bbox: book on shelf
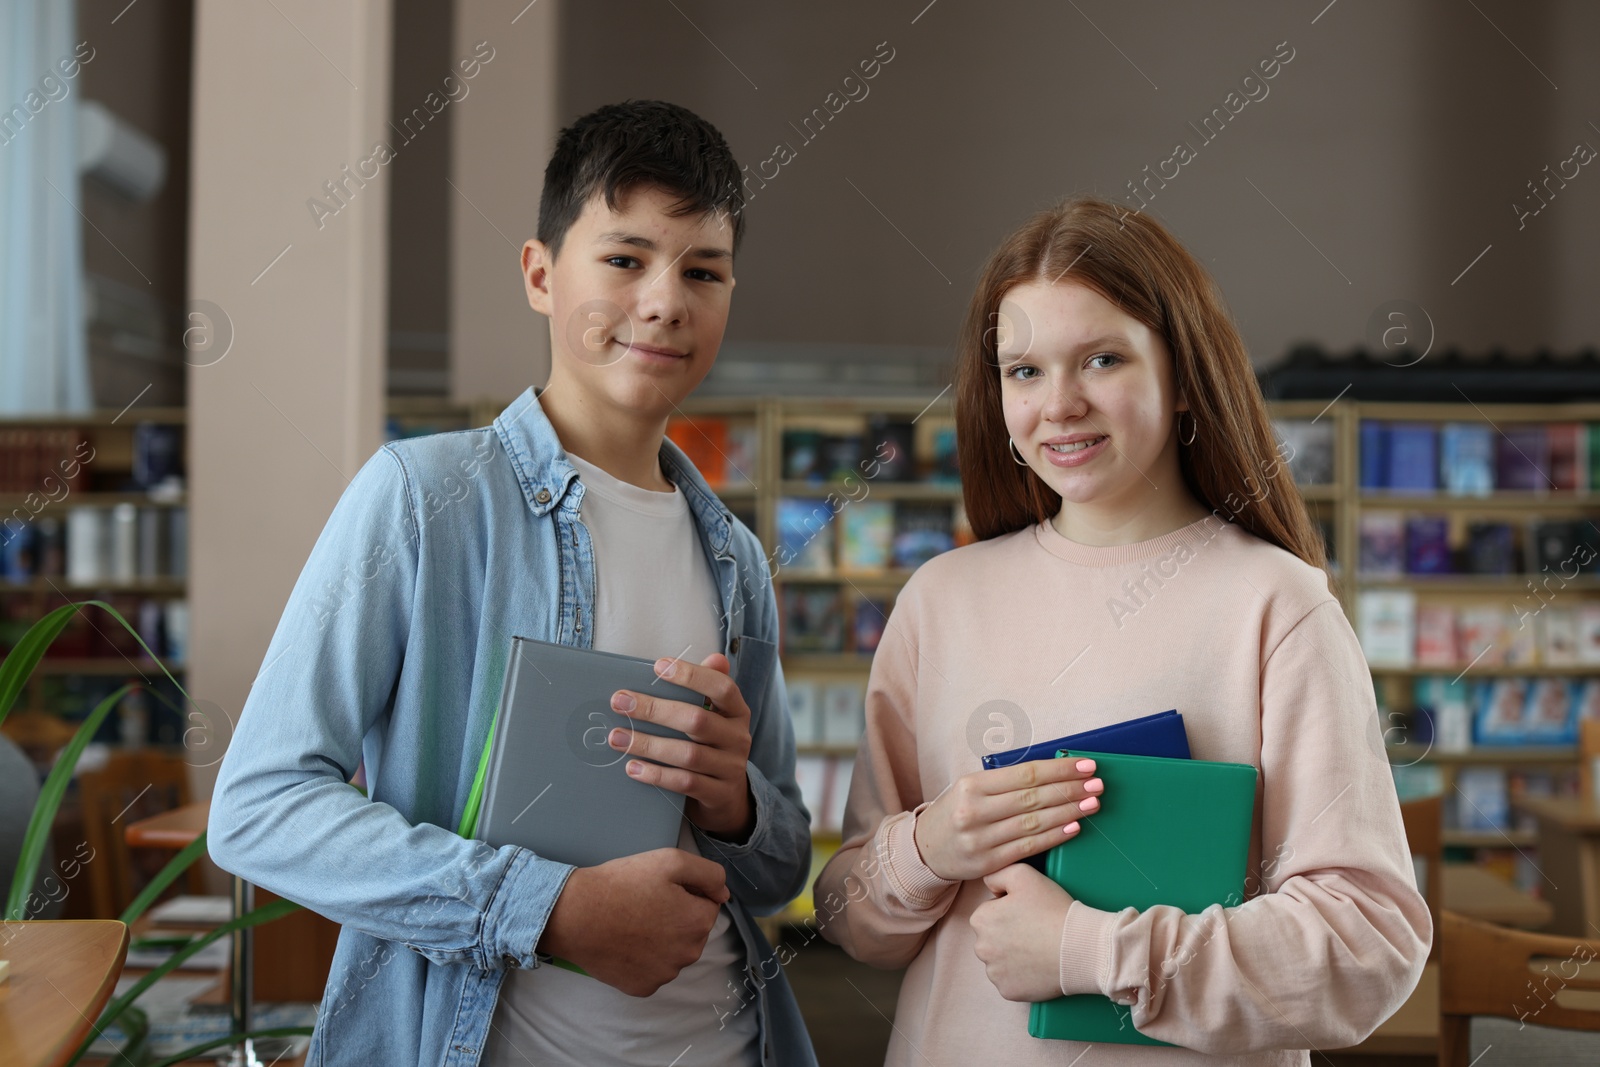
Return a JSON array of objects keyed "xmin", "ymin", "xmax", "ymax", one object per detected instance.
[
  {"xmin": 853, "ymin": 595, "xmax": 892, "ymax": 654},
  {"xmin": 820, "ymin": 680, "xmax": 866, "ymax": 746},
  {"xmin": 1457, "ymin": 604, "xmax": 1506, "ymax": 666},
  {"xmin": 1497, "ymin": 425, "xmax": 1549, "ymax": 491},
  {"xmin": 1359, "ymin": 513, "xmax": 1404, "ymax": 576},
  {"xmin": 1465, "ymin": 521, "xmax": 1517, "ymax": 574},
  {"xmin": 865, "ymin": 415, "xmax": 917, "ymax": 481},
  {"xmin": 787, "ymin": 678, "xmax": 820, "ymax": 746},
  {"xmin": 1454, "ymin": 766, "xmax": 1510, "ymax": 830},
  {"xmin": 1412, "ymin": 675, "xmax": 1472, "ymax": 752},
  {"xmin": 1578, "ymin": 605, "xmax": 1600, "ymax": 664},
  {"xmin": 838, "ymin": 500, "xmax": 894, "ymax": 574},
  {"xmin": 826, "ymin": 760, "xmax": 854, "ymax": 833},
  {"xmin": 793, "ymin": 754, "xmax": 830, "ymax": 831},
  {"xmin": 1387, "ymin": 422, "xmax": 1438, "ymax": 492},
  {"xmin": 929, "ymin": 426, "xmax": 959, "ymax": 482},
  {"xmin": 667, "ymin": 417, "xmax": 760, "ymax": 490},
  {"xmin": 1272, "ymin": 419, "xmax": 1334, "ymax": 485},
  {"xmin": 1357, "ymin": 589, "xmax": 1416, "ymax": 667},
  {"xmin": 779, "ymin": 585, "xmax": 846, "ymax": 654},
  {"xmin": 792, "ymin": 754, "xmax": 857, "ymax": 834},
  {"xmin": 1547, "ymin": 423, "xmax": 1587, "ymax": 491},
  {"xmin": 1404, "ymin": 515, "xmax": 1452, "ymax": 574},
  {"xmin": 0, "ymin": 427, "xmax": 93, "ymax": 494},
  {"xmin": 1540, "ymin": 607, "xmax": 1580, "ymax": 665},
  {"xmin": 1529, "ymin": 518, "xmax": 1599, "ymax": 575},
  {"xmin": 1468, "ymin": 676, "xmax": 1587, "ymax": 747},
  {"xmin": 1440, "ymin": 422, "xmax": 1495, "ymax": 496},
  {"xmin": 1359, "ymin": 420, "xmax": 1388, "ymax": 490},
  {"xmin": 1414, "ymin": 603, "xmax": 1458, "ymax": 667},
  {"xmin": 777, "ymin": 498, "xmax": 836, "ymax": 573},
  {"xmin": 2, "ymin": 506, "xmax": 187, "ymax": 585},
  {"xmin": 891, "ymin": 501, "xmax": 955, "ymax": 569}
]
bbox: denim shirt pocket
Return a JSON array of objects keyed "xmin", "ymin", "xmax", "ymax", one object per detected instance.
[{"xmin": 731, "ymin": 634, "xmax": 777, "ymax": 722}]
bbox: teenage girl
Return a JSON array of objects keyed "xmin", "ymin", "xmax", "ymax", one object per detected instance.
[{"xmin": 814, "ymin": 196, "xmax": 1431, "ymax": 1065}]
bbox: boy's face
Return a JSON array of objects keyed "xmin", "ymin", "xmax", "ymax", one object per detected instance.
[{"xmin": 521, "ymin": 184, "xmax": 736, "ymax": 419}]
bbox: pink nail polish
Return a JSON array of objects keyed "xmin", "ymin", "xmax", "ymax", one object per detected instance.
[
  {"xmin": 1075, "ymin": 759, "xmax": 1095, "ymax": 773},
  {"xmin": 1063, "ymin": 821, "xmax": 1081, "ymax": 834}
]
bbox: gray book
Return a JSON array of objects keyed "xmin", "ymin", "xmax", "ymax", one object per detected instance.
[{"xmin": 475, "ymin": 636, "xmax": 701, "ymax": 868}]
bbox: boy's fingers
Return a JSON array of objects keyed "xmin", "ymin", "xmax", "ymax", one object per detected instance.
[
  {"xmin": 648, "ymin": 655, "xmax": 748, "ymax": 719},
  {"xmin": 670, "ymin": 851, "xmax": 730, "ymax": 903},
  {"xmin": 614, "ymin": 692, "xmax": 729, "ymax": 740}
]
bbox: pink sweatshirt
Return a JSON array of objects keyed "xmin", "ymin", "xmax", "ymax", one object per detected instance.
[{"xmin": 814, "ymin": 514, "xmax": 1432, "ymax": 1065}]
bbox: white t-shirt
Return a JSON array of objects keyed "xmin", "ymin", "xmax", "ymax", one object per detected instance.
[{"xmin": 483, "ymin": 450, "xmax": 759, "ymax": 1066}]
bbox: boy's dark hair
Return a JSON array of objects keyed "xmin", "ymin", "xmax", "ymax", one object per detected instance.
[{"xmin": 537, "ymin": 100, "xmax": 745, "ymax": 259}]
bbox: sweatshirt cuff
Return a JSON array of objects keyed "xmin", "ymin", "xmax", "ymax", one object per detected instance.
[
  {"xmin": 1059, "ymin": 899, "xmax": 1116, "ymax": 996},
  {"xmin": 881, "ymin": 804, "xmax": 960, "ymax": 908}
]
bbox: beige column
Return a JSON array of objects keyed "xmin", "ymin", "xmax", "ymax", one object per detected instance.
[
  {"xmin": 186, "ymin": 0, "xmax": 391, "ymax": 816},
  {"xmin": 449, "ymin": 0, "xmax": 561, "ymax": 405}
]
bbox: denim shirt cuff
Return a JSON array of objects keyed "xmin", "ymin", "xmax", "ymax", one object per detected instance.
[
  {"xmin": 690, "ymin": 760, "xmax": 782, "ymax": 858},
  {"xmin": 482, "ymin": 847, "xmax": 577, "ymax": 971}
]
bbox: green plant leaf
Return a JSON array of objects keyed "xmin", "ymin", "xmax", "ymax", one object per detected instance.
[
  {"xmin": 141, "ymin": 1026, "xmax": 316, "ymax": 1067},
  {"xmin": 6, "ymin": 683, "xmax": 131, "ymax": 920},
  {"xmin": 101, "ymin": 1003, "xmax": 149, "ymax": 1066},
  {"xmin": 4, "ymin": 597, "xmax": 198, "ymax": 920},
  {"xmin": 118, "ymin": 834, "xmax": 209, "ymax": 926},
  {"xmin": 0, "ymin": 601, "xmax": 81, "ymax": 728},
  {"xmin": 69, "ymin": 897, "xmax": 303, "ymax": 1065}
]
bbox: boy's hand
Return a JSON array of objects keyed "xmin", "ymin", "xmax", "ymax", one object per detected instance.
[
  {"xmin": 538, "ymin": 848, "xmax": 729, "ymax": 997},
  {"xmin": 971, "ymin": 863, "xmax": 1077, "ymax": 1002},
  {"xmin": 913, "ymin": 757, "xmax": 1102, "ymax": 881},
  {"xmin": 608, "ymin": 652, "xmax": 755, "ymax": 838}
]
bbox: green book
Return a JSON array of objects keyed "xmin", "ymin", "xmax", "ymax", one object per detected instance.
[{"xmin": 1028, "ymin": 749, "xmax": 1259, "ymax": 1046}]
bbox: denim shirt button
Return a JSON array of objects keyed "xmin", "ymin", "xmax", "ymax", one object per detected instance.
[
  {"xmin": 535, "ymin": 488, "xmax": 551, "ymax": 504},
  {"xmin": 730, "ymin": 636, "xmax": 741, "ymax": 654}
]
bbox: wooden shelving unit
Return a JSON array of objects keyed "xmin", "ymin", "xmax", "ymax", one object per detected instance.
[
  {"xmin": 0, "ymin": 408, "xmax": 189, "ymax": 752},
  {"xmin": 386, "ymin": 394, "xmax": 1598, "ymax": 889}
]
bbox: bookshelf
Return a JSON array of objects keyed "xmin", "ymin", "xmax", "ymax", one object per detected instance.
[
  {"xmin": 381, "ymin": 395, "xmax": 1600, "ymax": 912},
  {"xmin": 1341, "ymin": 401, "xmax": 1600, "ymax": 895},
  {"xmin": 0, "ymin": 409, "xmax": 189, "ymax": 755}
]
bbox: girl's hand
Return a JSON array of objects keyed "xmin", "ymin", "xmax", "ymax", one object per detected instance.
[
  {"xmin": 971, "ymin": 864, "xmax": 1077, "ymax": 1002},
  {"xmin": 913, "ymin": 757, "xmax": 1103, "ymax": 881}
]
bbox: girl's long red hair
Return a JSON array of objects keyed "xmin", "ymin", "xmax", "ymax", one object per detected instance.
[{"xmin": 952, "ymin": 195, "xmax": 1334, "ymax": 594}]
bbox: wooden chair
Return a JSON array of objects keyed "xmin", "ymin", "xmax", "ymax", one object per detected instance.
[
  {"xmin": 1438, "ymin": 909, "xmax": 1600, "ymax": 1065},
  {"xmin": 1400, "ymin": 795, "xmax": 1442, "ymax": 962},
  {"xmin": 1580, "ymin": 718, "xmax": 1600, "ymax": 803},
  {"xmin": 78, "ymin": 749, "xmax": 206, "ymax": 917}
]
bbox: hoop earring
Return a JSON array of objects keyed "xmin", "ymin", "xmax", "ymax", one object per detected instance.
[
  {"xmin": 1179, "ymin": 411, "xmax": 1197, "ymax": 446},
  {"xmin": 1008, "ymin": 437, "xmax": 1029, "ymax": 466}
]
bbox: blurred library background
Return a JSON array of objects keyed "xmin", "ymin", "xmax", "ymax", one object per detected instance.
[{"xmin": 4, "ymin": 1, "xmax": 1600, "ymax": 1065}]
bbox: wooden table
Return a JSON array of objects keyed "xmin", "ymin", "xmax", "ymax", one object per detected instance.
[
  {"xmin": 125, "ymin": 798, "xmax": 210, "ymax": 850},
  {"xmin": 1510, "ymin": 795, "xmax": 1600, "ymax": 937},
  {"xmin": 0, "ymin": 920, "xmax": 128, "ymax": 1067},
  {"xmin": 1442, "ymin": 863, "xmax": 1553, "ymax": 929}
]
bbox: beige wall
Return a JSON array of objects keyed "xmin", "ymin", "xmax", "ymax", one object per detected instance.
[
  {"xmin": 538, "ymin": 0, "xmax": 1594, "ymax": 365},
  {"xmin": 447, "ymin": 0, "xmax": 560, "ymax": 402},
  {"xmin": 186, "ymin": 0, "xmax": 391, "ymax": 811}
]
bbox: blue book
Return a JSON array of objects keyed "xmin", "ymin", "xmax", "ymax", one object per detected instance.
[
  {"xmin": 980, "ymin": 709, "xmax": 1191, "ymax": 873},
  {"xmin": 1387, "ymin": 422, "xmax": 1438, "ymax": 492},
  {"xmin": 1441, "ymin": 422, "xmax": 1494, "ymax": 495},
  {"xmin": 980, "ymin": 709, "xmax": 1190, "ymax": 770},
  {"xmin": 1360, "ymin": 420, "xmax": 1388, "ymax": 489}
]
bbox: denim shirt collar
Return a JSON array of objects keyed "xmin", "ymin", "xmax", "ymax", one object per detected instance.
[{"xmin": 493, "ymin": 385, "xmax": 733, "ymax": 556}]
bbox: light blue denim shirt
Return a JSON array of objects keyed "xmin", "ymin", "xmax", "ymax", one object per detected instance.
[{"xmin": 208, "ymin": 387, "xmax": 818, "ymax": 1067}]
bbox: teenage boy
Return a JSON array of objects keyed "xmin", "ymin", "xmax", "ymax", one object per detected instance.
[{"xmin": 209, "ymin": 100, "xmax": 816, "ymax": 1067}]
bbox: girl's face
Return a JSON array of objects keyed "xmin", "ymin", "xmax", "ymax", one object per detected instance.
[{"xmin": 995, "ymin": 279, "xmax": 1190, "ymax": 533}]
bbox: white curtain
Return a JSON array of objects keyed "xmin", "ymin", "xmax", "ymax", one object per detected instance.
[{"xmin": 0, "ymin": 0, "xmax": 91, "ymax": 415}]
